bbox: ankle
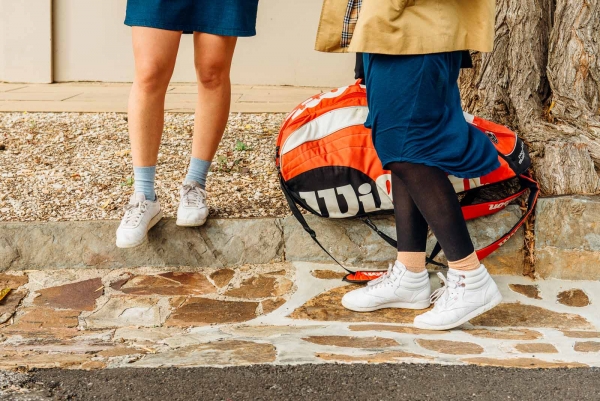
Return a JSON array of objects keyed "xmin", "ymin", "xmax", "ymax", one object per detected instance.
[
  {"xmin": 448, "ymin": 252, "xmax": 481, "ymax": 271},
  {"xmin": 133, "ymin": 165, "xmax": 157, "ymax": 201},
  {"xmin": 185, "ymin": 157, "xmax": 211, "ymax": 189},
  {"xmin": 397, "ymin": 252, "xmax": 427, "ymax": 273}
]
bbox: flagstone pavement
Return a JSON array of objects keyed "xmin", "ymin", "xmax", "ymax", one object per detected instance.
[{"xmin": 0, "ymin": 262, "xmax": 598, "ymax": 371}]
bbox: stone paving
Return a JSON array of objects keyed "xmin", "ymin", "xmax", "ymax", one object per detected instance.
[{"xmin": 0, "ymin": 262, "xmax": 598, "ymax": 371}]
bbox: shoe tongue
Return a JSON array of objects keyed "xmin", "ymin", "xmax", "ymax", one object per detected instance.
[
  {"xmin": 131, "ymin": 192, "xmax": 146, "ymax": 203},
  {"xmin": 183, "ymin": 180, "xmax": 201, "ymax": 188}
]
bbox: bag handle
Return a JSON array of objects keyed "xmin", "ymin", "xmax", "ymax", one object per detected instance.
[
  {"xmin": 475, "ymin": 173, "xmax": 539, "ymax": 260},
  {"xmin": 412, "ymin": 174, "xmax": 539, "ymax": 266}
]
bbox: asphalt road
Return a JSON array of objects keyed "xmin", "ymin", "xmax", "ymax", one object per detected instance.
[{"xmin": 3, "ymin": 364, "xmax": 600, "ymax": 401}]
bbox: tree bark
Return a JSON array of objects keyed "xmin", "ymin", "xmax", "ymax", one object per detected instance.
[
  {"xmin": 547, "ymin": 0, "xmax": 600, "ymax": 166},
  {"xmin": 457, "ymin": 0, "xmax": 600, "ymax": 276},
  {"xmin": 459, "ymin": 0, "xmax": 553, "ymax": 129},
  {"xmin": 548, "ymin": 0, "xmax": 600, "ymax": 124},
  {"xmin": 535, "ymin": 142, "xmax": 600, "ymax": 195},
  {"xmin": 460, "ymin": 0, "xmax": 600, "ymax": 171}
]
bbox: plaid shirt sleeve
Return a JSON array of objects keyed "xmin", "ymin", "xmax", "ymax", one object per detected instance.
[{"xmin": 341, "ymin": 0, "xmax": 362, "ymax": 48}]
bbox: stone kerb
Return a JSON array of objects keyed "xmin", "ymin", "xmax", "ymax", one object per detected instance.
[
  {"xmin": 535, "ymin": 196, "xmax": 600, "ymax": 280},
  {"xmin": 0, "ymin": 218, "xmax": 284, "ymax": 271},
  {"xmin": 2, "ymin": 197, "xmax": 599, "ymax": 278},
  {"xmin": 1, "ymin": 205, "xmax": 527, "ymax": 275}
]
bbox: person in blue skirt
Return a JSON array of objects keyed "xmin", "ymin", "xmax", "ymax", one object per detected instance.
[
  {"xmin": 116, "ymin": 0, "xmax": 260, "ymax": 248},
  {"xmin": 317, "ymin": 0, "xmax": 504, "ymax": 330}
]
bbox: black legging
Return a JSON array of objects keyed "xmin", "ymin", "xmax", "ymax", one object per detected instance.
[{"xmin": 388, "ymin": 162, "xmax": 474, "ymax": 262}]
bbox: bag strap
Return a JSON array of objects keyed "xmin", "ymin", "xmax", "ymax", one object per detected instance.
[
  {"xmin": 279, "ymin": 176, "xmax": 355, "ymax": 274},
  {"xmin": 475, "ymin": 173, "xmax": 539, "ymax": 260},
  {"xmin": 428, "ymin": 174, "xmax": 539, "ymax": 264},
  {"xmin": 429, "ymin": 242, "xmax": 443, "ymax": 262}
]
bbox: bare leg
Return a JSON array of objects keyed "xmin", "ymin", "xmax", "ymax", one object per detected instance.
[
  {"xmin": 128, "ymin": 27, "xmax": 182, "ymax": 167},
  {"xmin": 191, "ymin": 33, "xmax": 238, "ymax": 161},
  {"xmin": 117, "ymin": 27, "xmax": 181, "ymax": 248}
]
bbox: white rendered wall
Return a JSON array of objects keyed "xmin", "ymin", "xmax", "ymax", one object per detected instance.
[
  {"xmin": 51, "ymin": 0, "xmax": 355, "ymax": 87},
  {"xmin": 0, "ymin": 0, "xmax": 53, "ymax": 83}
]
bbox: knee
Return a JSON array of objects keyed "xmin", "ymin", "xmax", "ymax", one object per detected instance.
[
  {"xmin": 135, "ymin": 63, "xmax": 171, "ymax": 94},
  {"xmin": 196, "ymin": 61, "xmax": 229, "ymax": 90}
]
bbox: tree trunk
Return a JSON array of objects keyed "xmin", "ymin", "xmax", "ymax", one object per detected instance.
[
  {"xmin": 547, "ymin": 0, "xmax": 600, "ymax": 166},
  {"xmin": 460, "ymin": 0, "xmax": 600, "ymax": 175},
  {"xmin": 459, "ymin": 0, "xmax": 553, "ymax": 129},
  {"xmin": 548, "ymin": 0, "xmax": 600, "ymax": 125}
]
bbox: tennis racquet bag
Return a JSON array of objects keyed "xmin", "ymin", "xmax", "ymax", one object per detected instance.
[{"xmin": 276, "ymin": 81, "xmax": 539, "ymax": 283}]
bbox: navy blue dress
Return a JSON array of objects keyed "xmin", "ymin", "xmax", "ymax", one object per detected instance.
[
  {"xmin": 363, "ymin": 51, "xmax": 500, "ymax": 179},
  {"xmin": 125, "ymin": 0, "xmax": 259, "ymax": 37}
]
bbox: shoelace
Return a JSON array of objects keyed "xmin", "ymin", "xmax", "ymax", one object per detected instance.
[
  {"xmin": 366, "ymin": 263, "xmax": 400, "ymax": 290},
  {"xmin": 182, "ymin": 184, "xmax": 207, "ymax": 208},
  {"xmin": 122, "ymin": 201, "xmax": 148, "ymax": 227},
  {"xmin": 429, "ymin": 271, "xmax": 465, "ymax": 308}
]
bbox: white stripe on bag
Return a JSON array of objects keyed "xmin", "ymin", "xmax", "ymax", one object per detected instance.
[{"xmin": 280, "ymin": 106, "xmax": 369, "ymax": 158}]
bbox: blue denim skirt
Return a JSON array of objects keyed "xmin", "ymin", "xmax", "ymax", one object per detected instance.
[
  {"xmin": 125, "ymin": 0, "xmax": 259, "ymax": 37},
  {"xmin": 363, "ymin": 51, "xmax": 500, "ymax": 179}
]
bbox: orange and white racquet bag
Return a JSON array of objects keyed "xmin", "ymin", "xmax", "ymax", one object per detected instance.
[{"xmin": 276, "ymin": 81, "xmax": 539, "ymax": 283}]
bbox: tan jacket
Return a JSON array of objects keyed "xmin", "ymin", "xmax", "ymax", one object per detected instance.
[{"xmin": 315, "ymin": 0, "xmax": 495, "ymax": 55}]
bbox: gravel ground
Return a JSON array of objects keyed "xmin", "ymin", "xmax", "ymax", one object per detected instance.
[
  {"xmin": 0, "ymin": 371, "xmax": 45, "ymax": 401},
  {"xmin": 0, "ymin": 112, "xmax": 288, "ymax": 222},
  {"xmin": 4, "ymin": 365, "xmax": 600, "ymax": 401}
]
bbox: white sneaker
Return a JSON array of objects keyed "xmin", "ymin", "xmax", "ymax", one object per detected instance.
[
  {"xmin": 176, "ymin": 181, "xmax": 209, "ymax": 227},
  {"xmin": 413, "ymin": 265, "xmax": 503, "ymax": 331},
  {"xmin": 115, "ymin": 193, "xmax": 163, "ymax": 249},
  {"xmin": 341, "ymin": 261, "xmax": 431, "ymax": 312},
  {"xmin": 177, "ymin": 181, "xmax": 208, "ymax": 227}
]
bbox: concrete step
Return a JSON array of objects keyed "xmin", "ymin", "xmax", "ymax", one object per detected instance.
[{"xmin": 0, "ymin": 262, "xmax": 598, "ymax": 370}]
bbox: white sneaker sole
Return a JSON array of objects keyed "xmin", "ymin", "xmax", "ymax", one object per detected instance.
[
  {"xmin": 116, "ymin": 210, "xmax": 163, "ymax": 249},
  {"xmin": 342, "ymin": 299, "xmax": 432, "ymax": 312},
  {"xmin": 176, "ymin": 215, "xmax": 208, "ymax": 227},
  {"xmin": 413, "ymin": 292, "xmax": 503, "ymax": 331}
]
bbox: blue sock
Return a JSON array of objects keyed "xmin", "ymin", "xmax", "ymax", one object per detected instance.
[
  {"xmin": 185, "ymin": 157, "xmax": 212, "ymax": 189},
  {"xmin": 133, "ymin": 166, "xmax": 156, "ymax": 201}
]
